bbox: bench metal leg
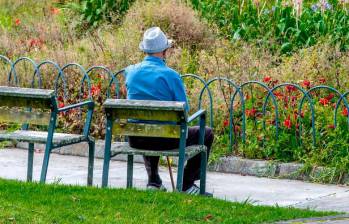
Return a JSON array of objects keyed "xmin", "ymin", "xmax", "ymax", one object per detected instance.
[
  {"xmin": 102, "ymin": 142, "xmax": 111, "ymax": 188},
  {"xmin": 102, "ymin": 118, "xmax": 113, "ymax": 188},
  {"xmin": 176, "ymin": 157, "xmax": 185, "ymax": 192},
  {"xmin": 40, "ymin": 145, "xmax": 51, "ymax": 183},
  {"xmin": 176, "ymin": 125, "xmax": 187, "ymax": 192},
  {"xmin": 87, "ymin": 140, "xmax": 95, "ymax": 186},
  {"xmin": 40, "ymin": 111, "xmax": 57, "ymax": 184},
  {"xmin": 27, "ymin": 143, "xmax": 34, "ymax": 182},
  {"xmin": 127, "ymin": 155, "xmax": 133, "ymax": 188},
  {"xmin": 199, "ymin": 150, "xmax": 207, "ymax": 195}
]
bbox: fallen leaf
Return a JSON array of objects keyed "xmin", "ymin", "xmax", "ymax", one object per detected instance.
[{"xmin": 204, "ymin": 214, "xmax": 213, "ymax": 221}]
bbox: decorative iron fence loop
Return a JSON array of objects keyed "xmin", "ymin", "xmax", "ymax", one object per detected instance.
[
  {"xmin": 11, "ymin": 57, "xmax": 41, "ymax": 88},
  {"xmin": 37, "ymin": 60, "xmax": 68, "ymax": 100},
  {"xmin": 181, "ymin": 74, "xmax": 214, "ymax": 128},
  {"xmin": 239, "ymin": 81, "xmax": 279, "ymax": 144},
  {"xmin": 199, "ymin": 77, "xmax": 246, "ymax": 152},
  {"xmin": 334, "ymin": 91, "xmax": 349, "ymax": 129},
  {"xmin": 0, "ymin": 55, "xmax": 12, "ymax": 86},
  {"xmin": 86, "ymin": 65, "xmax": 115, "ymax": 99},
  {"xmin": 61, "ymin": 63, "xmax": 91, "ymax": 101},
  {"xmin": 109, "ymin": 69, "xmax": 123, "ymax": 99}
]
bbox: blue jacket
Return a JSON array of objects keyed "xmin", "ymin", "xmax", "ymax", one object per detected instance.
[{"xmin": 125, "ymin": 56, "xmax": 189, "ymax": 111}]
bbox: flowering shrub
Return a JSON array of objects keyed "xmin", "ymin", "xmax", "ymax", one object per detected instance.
[
  {"xmin": 191, "ymin": 0, "xmax": 349, "ymax": 53},
  {"xmin": 206, "ymin": 75, "xmax": 349, "ymax": 182}
]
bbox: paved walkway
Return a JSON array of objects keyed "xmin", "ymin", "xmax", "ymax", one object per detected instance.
[{"xmin": 1, "ymin": 148, "xmax": 349, "ymax": 221}]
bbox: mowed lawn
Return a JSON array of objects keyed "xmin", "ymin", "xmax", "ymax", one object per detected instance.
[{"xmin": 0, "ymin": 179, "xmax": 335, "ymax": 224}]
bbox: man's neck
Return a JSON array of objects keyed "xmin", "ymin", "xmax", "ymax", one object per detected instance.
[{"xmin": 148, "ymin": 52, "xmax": 165, "ymax": 59}]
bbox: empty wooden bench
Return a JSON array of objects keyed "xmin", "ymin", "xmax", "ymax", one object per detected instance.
[
  {"xmin": 101, "ymin": 99, "xmax": 207, "ymax": 194},
  {"xmin": 0, "ymin": 86, "xmax": 95, "ymax": 185}
]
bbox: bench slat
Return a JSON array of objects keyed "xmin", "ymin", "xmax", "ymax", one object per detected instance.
[
  {"xmin": 0, "ymin": 108, "xmax": 51, "ymax": 126},
  {"xmin": 110, "ymin": 142, "xmax": 206, "ymax": 158},
  {"xmin": 104, "ymin": 99, "xmax": 185, "ymax": 111},
  {"xmin": 109, "ymin": 109, "xmax": 183, "ymax": 122},
  {"xmin": 113, "ymin": 122, "xmax": 181, "ymax": 138},
  {"xmin": 0, "ymin": 96, "xmax": 53, "ymax": 109},
  {"xmin": 0, "ymin": 130, "xmax": 87, "ymax": 147},
  {"xmin": 0, "ymin": 86, "xmax": 55, "ymax": 99},
  {"xmin": 0, "ymin": 86, "xmax": 54, "ymax": 109}
]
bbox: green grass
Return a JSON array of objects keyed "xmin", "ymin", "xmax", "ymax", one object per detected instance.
[{"xmin": 0, "ymin": 179, "xmax": 336, "ymax": 224}]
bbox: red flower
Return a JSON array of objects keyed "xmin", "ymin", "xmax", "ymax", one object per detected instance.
[
  {"xmin": 223, "ymin": 119, "xmax": 229, "ymax": 127},
  {"xmin": 91, "ymin": 83, "xmax": 101, "ymax": 97},
  {"xmin": 302, "ymin": 80, "xmax": 311, "ymax": 88},
  {"xmin": 328, "ymin": 124, "xmax": 336, "ymax": 129},
  {"xmin": 245, "ymin": 108, "xmax": 257, "ymax": 117},
  {"xmin": 263, "ymin": 76, "xmax": 271, "ymax": 83},
  {"xmin": 319, "ymin": 98, "xmax": 329, "ymax": 106},
  {"xmin": 319, "ymin": 78, "xmax": 326, "ymax": 84},
  {"xmin": 28, "ymin": 38, "xmax": 44, "ymax": 49},
  {"xmin": 50, "ymin": 7, "xmax": 60, "ymax": 15},
  {"xmin": 57, "ymin": 96, "xmax": 64, "ymax": 102},
  {"xmin": 342, "ymin": 107, "xmax": 349, "ymax": 116},
  {"xmin": 273, "ymin": 91, "xmax": 283, "ymax": 99},
  {"xmin": 325, "ymin": 93, "xmax": 335, "ymax": 101},
  {"xmin": 58, "ymin": 102, "xmax": 65, "ymax": 108},
  {"xmin": 14, "ymin": 18, "xmax": 21, "ymax": 26},
  {"xmin": 272, "ymin": 80, "xmax": 279, "ymax": 84},
  {"xmin": 284, "ymin": 117, "xmax": 292, "ymax": 129},
  {"xmin": 286, "ymin": 85, "xmax": 296, "ymax": 92}
]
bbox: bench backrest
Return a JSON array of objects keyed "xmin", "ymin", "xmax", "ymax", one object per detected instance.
[
  {"xmin": 0, "ymin": 86, "xmax": 56, "ymax": 126},
  {"xmin": 103, "ymin": 99, "xmax": 187, "ymax": 138}
]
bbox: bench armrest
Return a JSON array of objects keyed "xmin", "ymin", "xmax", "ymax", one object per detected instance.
[
  {"xmin": 186, "ymin": 109, "xmax": 206, "ymax": 146},
  {"xmin": 187, "ymin": 109, "xmax": 206, "ymax": 123},
  {"xmin": 57, "ymin": 100, "xmax": 94, "ymax": 113},
  {"xmin": 57, "ymin": 100, "xmax": 95, "ymax": 138}
]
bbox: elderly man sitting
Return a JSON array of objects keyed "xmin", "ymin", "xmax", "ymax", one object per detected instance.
[{"xmin": 124, "ymin": 27, "xmax": 214, "ymax": 195}]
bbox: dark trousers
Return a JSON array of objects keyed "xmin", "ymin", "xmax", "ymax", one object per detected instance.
[{"xmin": 128, "ymin": 126, "xmax": 214, "ymax": 191}]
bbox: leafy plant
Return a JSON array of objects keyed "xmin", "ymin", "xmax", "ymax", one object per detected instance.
[
  {"xmin": 190, "ymin": 0, "xmax": 349, "ymax": 54},
  {"xmin": 66, "ymin": 0, "xmax": 135, "ymax": 29}
]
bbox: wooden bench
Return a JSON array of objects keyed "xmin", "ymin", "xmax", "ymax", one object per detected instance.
[
  {"xmin": 101, "ymin": 99, "xmax": 207, "ymax": 194},
  {"xmin": 0, "ymin": 86, "xmax": 95, "ymax": 185}
]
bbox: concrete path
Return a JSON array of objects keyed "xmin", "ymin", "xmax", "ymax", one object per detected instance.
[{"xmin": 1, "ymin": 148, "xmax": 349, "ymax": 216}]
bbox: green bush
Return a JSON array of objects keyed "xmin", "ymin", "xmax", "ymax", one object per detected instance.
[
  {"xmin": 67, "ymin": 0, "xmax": 135, "ymax": 29},
  {"xmin": 190, "ymin": 0, "xmax": 349, "ymax": 54}
]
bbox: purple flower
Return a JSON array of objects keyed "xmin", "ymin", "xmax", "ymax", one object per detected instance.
[
  {"xmin": 311, "ymin": 4, "xmax": 319, "ymax": 11},
  {"xmin": 319, "ymin": 0, "xmax": 332, "ymax": 11},
  {"xmin": 325, "ymin": 2, "xmax": 332, "ymax": 10},
  {"xmin": 272, "ymin": 6, "xmax": 276, "ymax": 12}
]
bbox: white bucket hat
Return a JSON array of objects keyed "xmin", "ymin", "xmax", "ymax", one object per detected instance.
[{"xmin": 139, "ymin": 27, "xmax": 173, "ymax": 53}]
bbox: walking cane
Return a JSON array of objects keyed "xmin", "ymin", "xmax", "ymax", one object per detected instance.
[{"xmin": 166, "ymin": 156, "xmax": 175, "ymax": 191}]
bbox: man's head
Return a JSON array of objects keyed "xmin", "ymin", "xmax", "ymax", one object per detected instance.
[{"xmin": 139, "ymin": 27, "xmax": 173, "ymax": 59}]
